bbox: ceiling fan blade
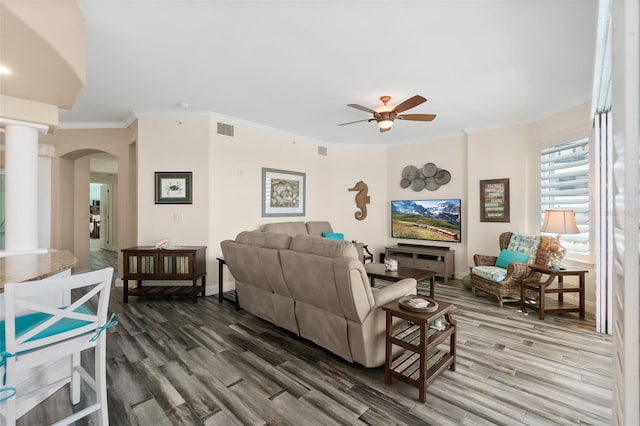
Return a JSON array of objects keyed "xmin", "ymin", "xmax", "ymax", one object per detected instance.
[
  {"xmin": 379, "ymin": 127, "xmax": 391, "ymax": 133},
  {"xmin": 398, "ymin": 113, "xmax": 437, "ymax": 121},
  {"xmin": 338, "ymin": 118, "xmax": 373, "ymax": 126},
  {"xmin": 347, "ymin": 104, "xmax": 375, "ymax": 113},
  {"xmin": 393, "ymin": 95, "xmax": 427, "ymax": 113}
]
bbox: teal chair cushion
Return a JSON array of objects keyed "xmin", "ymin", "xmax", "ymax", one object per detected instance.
[{"xmin": 0, "ymin": 306, "xmax": 94, "ymax": 352}]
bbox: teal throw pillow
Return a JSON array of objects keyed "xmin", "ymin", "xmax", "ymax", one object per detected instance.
[
  {"xmin": 495, "ymin": 249, "xmax": 530, "ymax": 268},
  {"xmin": 322, "ymin": 232, "xmax": 344, "ymax": 240}
]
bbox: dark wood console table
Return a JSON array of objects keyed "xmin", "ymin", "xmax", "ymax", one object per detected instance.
[{"xmin": 121, "ymin": 246, "xmax": 207, "ymax": 303}]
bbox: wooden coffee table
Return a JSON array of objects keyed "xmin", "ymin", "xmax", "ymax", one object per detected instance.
[{"xmin": 365, "ymin": 263, "xmax": 437, "ymax": 297}]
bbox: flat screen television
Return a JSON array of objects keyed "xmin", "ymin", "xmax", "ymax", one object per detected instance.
[{"xmin": 391, "ymin": 199, "xmax": 462, "ymax": 243}]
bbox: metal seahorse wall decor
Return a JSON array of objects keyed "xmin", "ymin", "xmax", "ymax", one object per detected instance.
[{"xmin": 348, "ymin": 181, "xmax": 370, "ymax": 221}]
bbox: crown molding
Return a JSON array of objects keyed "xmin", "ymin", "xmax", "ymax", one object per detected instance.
[{"xmin": 58, "ymin": 121, "xmax": 128, "ymax": 130}]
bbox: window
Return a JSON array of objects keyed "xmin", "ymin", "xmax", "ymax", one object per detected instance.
[{"xmin": 540, "ymin": 138, "xmax": 590, "ymax": 256}]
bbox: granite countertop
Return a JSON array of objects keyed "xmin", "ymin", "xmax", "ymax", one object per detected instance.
[{"xmin": 0, "ymin": 250, "xmax": 78, "ymax": 292}]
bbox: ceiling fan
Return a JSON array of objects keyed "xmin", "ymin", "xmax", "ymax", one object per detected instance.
[{"xmin": 339, "ymin": 95, "xmax": 436, "ymax": 133}]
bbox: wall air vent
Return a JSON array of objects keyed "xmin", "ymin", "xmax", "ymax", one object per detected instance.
[
  {"xmin": 217, "ymin": 122, "xmax": 234, "ymax": 137},
  {"xmin": 318, "ymin": 146, "xmax": 327, "ymax": 156}
]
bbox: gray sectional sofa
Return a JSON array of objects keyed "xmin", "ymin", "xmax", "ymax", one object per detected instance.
[{"xmin": 220, "ymin": 229, "xmax": 417, "ymax": 368}]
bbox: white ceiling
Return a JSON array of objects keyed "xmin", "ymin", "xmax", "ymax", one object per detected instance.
[{"xmin": 59, "ymin": 0, "xmax": 598, "ymax": 145}]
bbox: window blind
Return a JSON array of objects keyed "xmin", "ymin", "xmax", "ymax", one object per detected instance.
[{"xmin": 540, "ymin": 138, "xmax": 590, "ymax": 255}]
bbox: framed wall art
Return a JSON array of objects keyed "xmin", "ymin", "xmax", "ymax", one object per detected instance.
[
  {"xmin": 262, "ymin": 168, "xmax": 305, "ymax": 217},
  {"xmin": 480, "ymin": 178, "xmax": 510, "ymax": 222},
  {"xmin": 155, "ymin": 172, "xmax": 192, "ymax": 204}
]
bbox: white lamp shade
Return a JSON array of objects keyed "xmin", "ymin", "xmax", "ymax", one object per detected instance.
[{"xmin": 541, "ymin": 209, "xmax": 580, "ymax": 234}]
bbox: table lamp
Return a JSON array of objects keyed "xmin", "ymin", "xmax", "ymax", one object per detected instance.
[{"xmin": 540, "ymin": 209, "xmax": 580, "ymax": 269}]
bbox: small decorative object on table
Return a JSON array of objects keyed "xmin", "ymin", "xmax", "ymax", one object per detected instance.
[
  {"xmin": 155, "ymin": 239, "xmax": 168, "ymax": 249},
  {"xmin": 398, "ymin": 295, "xmax": 439, "ymax": 313},
  {"xmin": 384, "ymin": 258, "xmax": 398, "ymax": 272}
]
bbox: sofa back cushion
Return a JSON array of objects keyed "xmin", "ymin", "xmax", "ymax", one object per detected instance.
[
  {"xmin": 220, "ymin": 240, "xmax": 271, "ymax": 293},
  {"xmin": 223, "ymin": 231, "xmax": 292, "ymax": 297},
  {"xmin": 306, "ymin": 221, "xmax": 333, "ymax": 236},
  {"xmin": 235, "ymin": 230, "xmax": 267, "ymax": 246},
  {"xmin": 262, "ymin": 221, "xmax": 308, "ymax": 236},
  {"xmin": 289, "ymin": 234, "xmax": 358, "ymax": 260}
]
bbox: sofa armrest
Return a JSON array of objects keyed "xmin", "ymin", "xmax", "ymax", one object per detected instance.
[
  {"xmin": 372, "ymin": 278, "xmax": 417, "ymax": 307},
  {"xmin": 474, "ymin": 254, "xmax": 498, "ymax": 266}
]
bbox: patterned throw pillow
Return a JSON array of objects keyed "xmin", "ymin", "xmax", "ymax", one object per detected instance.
[{"xmin": 506, "ymin": 233, "xmax": 541, "ymax": 264}]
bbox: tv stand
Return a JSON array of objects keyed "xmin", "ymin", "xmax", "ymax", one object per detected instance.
[{"xmin": 385, "ymin": 245, "xmax": 455, "ymax": 283}]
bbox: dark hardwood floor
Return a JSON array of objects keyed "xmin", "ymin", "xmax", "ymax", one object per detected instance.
[{"xmin": 19, "ymin": 255, "xmax": 612, "ymax": 425}]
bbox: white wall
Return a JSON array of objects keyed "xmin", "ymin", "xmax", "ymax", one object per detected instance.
[
  {"xmin": 384, "ymin": 103, "xmax": 595, "ymax": 311},
  {"xmin": 137, "ymin": 117, "xmax": 210, "ymax": 247},
  {"xmin": 466, "ymin": 124, "xmax": 531, "ymax": 267},
  {"xmin": 133, "ymin": 105, "xmax": 595, "ymax": 309},
  {"xmin": 387, "ymin": 134, "xmax": 468, "ymax": 279},
  {"xmin": 137, "ymin": 115, "xmax": 388, "ymax": 294}
]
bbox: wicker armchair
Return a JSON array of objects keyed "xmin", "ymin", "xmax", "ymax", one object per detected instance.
[{"xmin": 471, "ymin": 232, "xmax": 555, "ymax": 307}]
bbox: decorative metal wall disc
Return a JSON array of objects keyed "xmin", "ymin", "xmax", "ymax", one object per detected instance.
[
  {"xmin": 400, "ymin": 162, "xmax": 451, "ymax": 191},
  {"xmin": 422, "ymin": 162, "xmax": 437, "ymax": 178},
  {"xmin": 411, "ymin": 178, "xmax": 425, "ymax": 191},
  {"xmin": 402, "ymin": 165, "xmax": 419, "ymax": 179},
  {"xmin": 434, "ymin": 169, "xmax": 451, "ymax": 185},
  {"xmin": 425, "ymin": 177, "xmax": 440, "ymax": 191}
]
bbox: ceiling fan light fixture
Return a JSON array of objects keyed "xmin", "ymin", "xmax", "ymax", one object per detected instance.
[{"xmin": 378, "ymin": 119, "xmax": 394, "ymax": 130}]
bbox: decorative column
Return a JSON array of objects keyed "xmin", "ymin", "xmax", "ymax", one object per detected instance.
[{"xmin": 2, "ymin": 119, "xmax": 48, "ymax": 252}]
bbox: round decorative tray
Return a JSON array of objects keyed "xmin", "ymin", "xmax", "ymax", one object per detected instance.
[{"xmin": 398, "ymin": 296, "xmax": 439, "ymax": 313}]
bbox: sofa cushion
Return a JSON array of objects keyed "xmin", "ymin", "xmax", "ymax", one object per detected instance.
[
  {"xmin": 289, "ymin": 234, "xmax": 358, "ymax": 259},
  {"xmin": 306, "ymin": 221, "xmax": 333, "ymax": 236},
  {"xmin": 472, "ymin": 265, "xmax": 507, "ymax": 282},
  {"xmin": 506, "ymin": 233, "xmax": 541, "ymax": 264},
  {"xmin": 235, "ymin": 231, "xmax": 267, "ymax": 246},
  {"xmin": 262, "ymin": 221, "xmax": 307, "ymax": 236},
  {"xmin": 495, "ymin": 249, "xmax": 530, "ymax": 268},
  {"xmin": 263, "ymin": 232, "xmax": 292, "ymax": 249},
  {"xmin": 322, "ymin": 232, "xmax": 344, "ymax": 240}
]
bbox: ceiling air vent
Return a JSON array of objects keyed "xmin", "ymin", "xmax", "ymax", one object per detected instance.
[
  {"xmin": 318, "ymin": 146, "xmax": 327, "ymax": 156},
  {"xmin": 217, "ymin": 122, "xmax": 234, "ymax": 137}
]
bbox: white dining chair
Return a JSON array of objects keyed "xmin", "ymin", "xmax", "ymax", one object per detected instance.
[{"xmin": 0, "ymin": 267, "xmax": 115, "ymax": 426}]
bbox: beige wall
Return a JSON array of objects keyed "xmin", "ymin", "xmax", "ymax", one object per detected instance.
[
  {"xmin": 384, "ymin": 103, "xmax": 594, "ymax": 310},
  {"xmin": 41, "ymin": 127, "xmax": 136, "ymax": 275},
  {"xmin": 387, "ymin": 134, "xmax": 468, "ymax": 278},
  {"xmin": 466, "ymin": 124, "xmax": 531, "ymax": 265},
  {"xmin": 527, "ymin": 103, "xmax": 595, "ymax": 310},
  {"xmin": 136, "ymin": 114, "xmax": 388, "ymax": 294},
  {"xmin": 42, "ymin": 103, "xmax": 595, "ymax": 310},
  {"xmin": 137, "ymin": 116, "xmax": 211, "ymax": 246}
]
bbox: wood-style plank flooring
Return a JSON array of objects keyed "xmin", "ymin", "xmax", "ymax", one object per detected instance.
[{"xmin": 20, "ymin": 254, "xmax": 612, "ymax": 425}]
